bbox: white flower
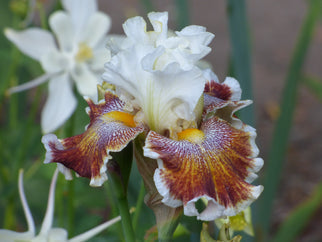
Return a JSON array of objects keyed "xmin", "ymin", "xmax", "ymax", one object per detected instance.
[
  {"xmin": 5, "ymin": 0, "xmax": 111, "ymax": 133},
  {"xmin": 103, "ymin": 12, "xmax": 214, "ymax": 134},
  {"xmin": 0, "ymin": 169, "xmax": 121, "ymax": 242}
]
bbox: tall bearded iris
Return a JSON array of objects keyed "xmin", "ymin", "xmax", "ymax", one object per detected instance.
[
  {"xmin": 42, "ymin": 12, "xmax": 263, "ymax": 221},
  {"xmin": 5, "ymin": 0, "xmax": 111, "ymax": 133}
]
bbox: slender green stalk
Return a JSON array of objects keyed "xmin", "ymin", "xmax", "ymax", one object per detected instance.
[
  {"xmin": 140, "ymin": 0, "xmax": 154, "ymax": 13},
  {"xmin": 107, "ymin": 144, "xmax": 136, "ymax": 242},
  {"xmin": 132, "ymin": 180, "xmax": 145, "ymax": 230},
  {"xmin": 227, "ymin": 0, "xmax": 254, "ymax": 126},
  {"xmin": 257, "ymin": 0, "xmax": 322, "ymax": 238},
  {"xmin": 175, "ymin": 0, "xmax": 190, "ymax": 29},
  {"xmin": 117, "ymin": 196, "xmax": 136, "ymax": 242}
]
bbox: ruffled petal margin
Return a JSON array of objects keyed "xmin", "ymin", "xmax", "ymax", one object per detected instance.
[
  {"xmin": 42, "ymin": 92, "xmax": 144, "ymax": 186},
  {"xmin": 144, "ymin": 116, "xmax": 263, "ymax": 221}
]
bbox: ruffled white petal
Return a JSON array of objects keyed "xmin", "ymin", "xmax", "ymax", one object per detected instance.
[
  {"xmin": 4, "ymin": 28, "xmax": 56, "ymax": 61},
  {"xmin": 41, "ymin": 73, "xmax": 77, "ymax": 133},
  {"xmin": 103, "ymin": 45, "xmax": 205, "ymax": 133}
]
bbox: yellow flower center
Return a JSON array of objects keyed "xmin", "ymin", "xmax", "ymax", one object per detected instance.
[
  {"xmin": 75, "ymin": 42, "xmax": 93, "ymax": 63},
  {"xmin": 104, "ymin": 111, "xmax": 136, "ymax": 128},
  {"xmin": 177, "ymin": 128, "xmax": 205, "ymax": 144}
]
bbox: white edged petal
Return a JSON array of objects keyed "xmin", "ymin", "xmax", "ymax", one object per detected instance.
[
  {"xmin": 4, "ymin": 28, "xmax": 56, "ymax": 61},
  {"xmin": 222, "ymin": 77, "xmax": 242, "ymax": 101},
  {"xmin": 49, "ymin": 11, "xmax": 75, "ymax": 52},
  {"xmin": 41, "ymin": 73, "xmax": 77, "ymax": 133},
  {"xmin": 71, "ymin": 64, "xmax": 99, "ymax": 100}
]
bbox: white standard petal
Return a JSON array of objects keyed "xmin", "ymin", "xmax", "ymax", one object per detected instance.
[
  {"xmin": 71, "ymin": 63, "xmax": 99, "ymax": 100},
  {"xmin": 49, "ymin": 11, "xmax": 75, "ymax": 52},
  {"xmin": 79, "ymin": 12, "xmax": 111, "ymax": 47},
  {"xmin": 4, "ymin": 28, "xmax": 57, "ymax": 61},
  {"xmin": 41, "ymin": 73, "xmax": 77, "ymax": 133},
  {"xmin": 103, "ymin": 45, "xmax": 205, "ymax": 133},
  {"xmin": 122, "ymin": 16, "xmax": 150, "ymax": 44}
]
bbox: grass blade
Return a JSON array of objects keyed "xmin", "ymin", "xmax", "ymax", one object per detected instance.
[
  {"xmin": 272, "ymin": 183, "xmax": 322, "ymax": 242},
  {"xmin": 227, "ymin": 0, "xmax": 254, "ymax": 126},
  {"xmin": 256, "ymin": 0, "xmax": 322, "ymax": 238}
]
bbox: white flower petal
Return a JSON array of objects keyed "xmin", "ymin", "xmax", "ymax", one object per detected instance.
[
  {"xmin": 49, "ymin": 11, "xmax": 75, "ymax": 52},
  {"xmin": 41, "ymin": 50, "xmax": 69, "ymax": 73},
  {"xmin": 80, "ymin": 12, "xmax": 111, "ymax": 47},
  {"xmin": 123, "ymin": 16, "xmax": 149, "ymax": 44},
  {"xmin": 148, "ymin": 12, "xmax": 168, "ymax": 40},
  {"xmin": 0, "ymin": 230, "xmax": 34, "ymax": 242},
  {"xmin": 90, "ymin": 46, "xmax": 111, "ymax": 71},
  {"xmin": 71, "ymin": 64, "xmax": 99, "ymax": 100},
  {"xmin": 62, "ymin": 0, "xmax": 97, "ymax": 38},
  {"xmin": 4, "ymin": 28, "xmax": 56, "ymax": 61},
  {"xmin": 41, "ymin": 73, "xmax": 77, "ymax": 133}
]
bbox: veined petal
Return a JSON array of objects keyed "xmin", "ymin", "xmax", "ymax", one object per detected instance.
[
  {"xmin": 4, "ymin": 28, "xmax": 56, "ymax": 61},
  {"xmin": 71, "ymin": 63, "xmax": 99, "ymax": 100},
  {"xmin": 42, "ymin": 92, "xmax": 144, "ymax": 186},
  {"xmin": 49, "ymin": 11, "xmax": 75, "ymax": 52},
  {"xmin": 79, "ymin": 12, "xmax": 111, "ymax": 47},
  {"xmin": 41, "ymin": 73, "xmax": 77, "ymax": 133},
  {"xmin": 144, "ymin": 116, "xmax": 263, "ymax": 221},
  {"xmin": 203, "ymin": 70, "xmax": 241, "ymax": 102}
]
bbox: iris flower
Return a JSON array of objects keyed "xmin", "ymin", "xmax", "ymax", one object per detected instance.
[
  {"xmin": 5, "ymin": 0, "xmax": 111, "ymax": 133},
  {"xmin": 42, "ymin": 12, "xmax": 263, "ymax": 221},
  {"xmin": 0, "ymin": 169, "xmax": 121, "ymax": 241}
]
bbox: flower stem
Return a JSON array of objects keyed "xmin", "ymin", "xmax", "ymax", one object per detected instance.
[
  {"xmin": 132, "ymin": 180, "xmax": 145, "ymax": 230},
  {"xmin": 117, "ymin": 196, "xmax": 136, "ymax": 242}
]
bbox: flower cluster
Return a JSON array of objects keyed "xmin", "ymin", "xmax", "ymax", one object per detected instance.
[
  {"xmin": 5, "ymin": 0, "xmax": 111, "ymax": 133},
  {"xmin": 41, "ymin": 12, "xmax": 263, "ymax": 221}
]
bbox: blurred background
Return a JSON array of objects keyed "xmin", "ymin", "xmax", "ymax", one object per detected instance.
[{"xmin": 0, "ymin": 0, "xmax": 321, "ymax": 241}]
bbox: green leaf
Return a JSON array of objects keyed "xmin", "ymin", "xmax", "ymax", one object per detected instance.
[
  {"xmin": 175, "ymin": 0, "xmax": 190, "ymax": 29},
  {"xmin": 256, "ymin": 0, "xmax": 322, "ymax": 238},
  {"xmin": 302, "ymin": 75, "xmax": 322, "ymax": 100},
  {"xmin": 272, "ymin": 183, "xmax": 322, "ymax": 242},
  {"xmin": 226, "ymin": 0, "xmax": 254, "ymax": 126}
]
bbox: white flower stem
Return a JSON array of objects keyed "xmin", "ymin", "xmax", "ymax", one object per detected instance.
[
  {"xmin": 18, "ymin": 169, "xmax": 35, "ymax": 235},
  {"xmin": 7, "ymin": 72, "xmax": 57, "ymax": 95},
  {"xmin": 39, "ymin": 168, "xmax": 59, "ymax": 236},
  {"xmin": 68, "ymin": 215, "xmax": 121, "ymax": 242}
]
